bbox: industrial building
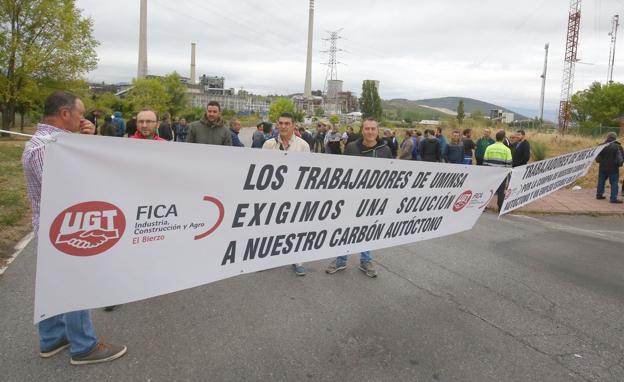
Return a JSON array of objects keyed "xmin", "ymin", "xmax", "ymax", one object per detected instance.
[
  {"xmin": 187, "ymin": 87, "xmax": 271, "ymax": 115},
  {"xmin": 490, "ymin": 109, "xmax": 515, "ymax": 124}
]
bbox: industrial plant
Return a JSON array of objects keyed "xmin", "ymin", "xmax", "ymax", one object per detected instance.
[{"xmin": 90, "ymin": 0, "xmax": 363, "ymax": 119}]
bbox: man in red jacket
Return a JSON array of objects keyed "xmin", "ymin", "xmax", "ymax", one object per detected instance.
[{"xmin": 131, "ymin": 109, "xmax": 165, "ymax": 141}]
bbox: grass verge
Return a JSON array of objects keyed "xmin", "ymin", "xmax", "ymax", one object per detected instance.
[{"xmin": 0, "ymin": 132, "xmax": 34, "ymax": 267}]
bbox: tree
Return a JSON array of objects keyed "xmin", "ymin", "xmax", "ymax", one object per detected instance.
[
  {"xmin": 92, "ymin": 92, "xmax": 131, "ymax": 116},
  {"xmin": 181, "ymin": 106, "xmax": 206, "ymax": 122},
  {"xmin": 159, "ymin": 72, "xmax": 188, "ymax": 117},
  {"xmin": 359, "ymin": 80, "xmax": 382, "ymax": 120},
  {"xmin": 329, "ymin": 114, "xmax": 340, "ymax": 125},
  {"xmin": 20, "ymin": 78, "xmax": 91, "ymax": 128},
  {"xmin": 314, "ymin": 107, "xmax": 324, "ymax": 117},
  {"xmin": 572, "ymin": 82, "xmax": 624, "ymax": 128},
  {"xmin": 269, "ymin": 97, "xmax": 296, "ymax": 122},
  {"xmin": 293, "ymin": 111, "xmax": 305, "ymax": 122},
  {"xmin": 221, "ymin": 108, "xmax": 236, "ymax": 120},
  {"xmin": 126, "ymin": 78, "xmax": 169, "ymax": 116},
  {"xmin": 470, "ymin": 109, "xmax": 485, "ymax": 121},
  {"xmin": 456, "ymin": 99, "xmax": 465, "ymax": 125},
  {"xmin": 0, "ymin": 0, "xmax": 98, "ymax": 132}
]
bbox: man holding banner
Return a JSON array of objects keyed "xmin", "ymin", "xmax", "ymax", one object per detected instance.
[
  {"xmin": 22, "ymin": 91, "xmax": 127, "ymax": 365},
  {"xmin": 325, "ymin": 118, "xmax": 392, "ymax": 278},
  {"xmin": 186, "ymin": 101, "xmax": 232, "ymax": 146},
  {"xmin": 262, "ymin": 112, "xmax": 311, "ymax": 275},
  {"xmin": 130, "ymin": 109, "xmax": 165, "ymax": 141}
]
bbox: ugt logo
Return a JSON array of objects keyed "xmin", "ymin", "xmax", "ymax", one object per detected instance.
[
  {"xmin": 453, "ymin": 190, "xmax": 473, "ymax": 212},
  {"xmin": 49, "ymin": 201, "xmax": 126, "ymax": 256}
]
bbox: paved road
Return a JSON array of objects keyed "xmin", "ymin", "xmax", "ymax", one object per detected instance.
[{"xmin": 1, "ymin": 213, "xmax": 623, "ymax": 381}]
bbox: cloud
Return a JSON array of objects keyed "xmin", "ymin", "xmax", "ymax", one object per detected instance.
[{"xmin": 77, "ymin": 0, "xmax": 624, "ymax": 115}]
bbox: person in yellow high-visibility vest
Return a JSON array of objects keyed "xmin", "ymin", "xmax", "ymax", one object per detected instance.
[{"xmin": 484, "ymin": 130, "xmax": 513, "ymax": 211}]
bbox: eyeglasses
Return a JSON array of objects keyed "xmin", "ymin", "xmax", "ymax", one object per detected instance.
[{"xmin": 137, "ymin": 120, "xmax": 157, "ymax": 125}]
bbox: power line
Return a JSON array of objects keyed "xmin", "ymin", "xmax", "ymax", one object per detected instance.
[
  {"xmin": 184, "ymin": 0, "xmax": 294, "ymax": 46},
  {"xmin": 150, "ymin": 0, "xmax": 274, "ymax": 49}
]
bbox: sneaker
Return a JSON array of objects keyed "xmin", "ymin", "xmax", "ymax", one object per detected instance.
[
  {"xmin": 610, "ymin": 200, "xmax": 623, "ymax": 204},
  {"xmin": 596, "ymin": 196, "xmax": 606, "ymax": 200},
  {"xmin": 293, "ymin": 264, "xmax": 306, "ymax": 276},
  {"xmin": 70, "ymin": 342, "xmax": 127, "ymax": 365},
  {"xmin": 40, "ymin": 338, "xmax": 69, "ymax": 358},
  {"xmin": 325, "ymin": 260, "xmax": 347, "ymax": 274},
  {"xmin": 359, "ymin": 262, "xmax": 378, "ymax": 278}
]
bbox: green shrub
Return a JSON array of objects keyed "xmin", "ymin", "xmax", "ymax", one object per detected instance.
[{"xmin": 531, "ymin": 141, "xmax": 548, "ymax": 161}]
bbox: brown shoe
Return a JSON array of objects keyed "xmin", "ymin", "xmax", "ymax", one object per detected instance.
[{"xmin": 70, "ymin": 341, "xmax": 127, "ymax": 365}]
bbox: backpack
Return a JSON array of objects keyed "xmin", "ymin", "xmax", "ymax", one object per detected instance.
[
  {"xmin": 411, "ymin": 136, "xmax": 420, "ymax": 160},
  {"xmin": 616, "ymin": 145, "xmax": 624, "ymax": 167}
]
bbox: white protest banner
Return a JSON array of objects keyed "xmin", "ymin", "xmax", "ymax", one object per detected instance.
[
  {"xmin": 499, "ymin": 144, "xmax": 606, "ymax": 215},
  {"xmin": 35, "ymin": 134, "xmax": 510, "ymax": 322}
]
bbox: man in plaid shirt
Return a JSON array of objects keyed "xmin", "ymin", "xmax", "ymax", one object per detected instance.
[{"xmin": 22, "ymin": 91, "xmax": 127, "ymax": 365}]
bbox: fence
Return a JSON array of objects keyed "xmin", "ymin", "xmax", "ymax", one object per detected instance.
[{"xmin": 574, "ymin": 126, "xmax": 621, "ymax": 137}]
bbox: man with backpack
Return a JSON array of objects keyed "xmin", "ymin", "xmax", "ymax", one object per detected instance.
[
  {"xmin": 596, "ymin": 132, "xmax": 623, "ymax": 204},
  {"xmin": 419, "ymin": 129, "xmax": 441, "ymax": 162}
]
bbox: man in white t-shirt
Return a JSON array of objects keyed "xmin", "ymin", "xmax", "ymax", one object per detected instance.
[{"xmin": 262, "ymin": 112, "xmax": 310, "ymax": 275}]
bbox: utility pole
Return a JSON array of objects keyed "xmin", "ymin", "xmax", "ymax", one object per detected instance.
[
  {"xmin": 557, "ymin": 0, "xmax": 582, "ymax": 135},
  {"xmin": 539, "ymin": 43, "xmax": 549, "ymax": 123},
  {"xmin": 607, "ymin": 15, "xmax": 619, "ymax": 84}
]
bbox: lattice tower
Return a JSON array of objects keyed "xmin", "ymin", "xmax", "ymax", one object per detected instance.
[{"xmin": 558, "ymin": 0, "xmax": 582, "ymax": 134}]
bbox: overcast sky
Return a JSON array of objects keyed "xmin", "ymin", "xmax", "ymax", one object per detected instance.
[{"xmin": 77, "ymin": 0, "xmax": 624, "ymax": 119}]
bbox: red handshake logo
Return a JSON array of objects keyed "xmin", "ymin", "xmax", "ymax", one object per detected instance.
[{"xmin": 56, "ymin": 229, "xmax": 120, "ymax": 249}]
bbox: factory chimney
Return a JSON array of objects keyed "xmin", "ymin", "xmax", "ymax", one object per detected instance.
[
  {"xmin": 137, "ymin": 0, "xmax": 148, "ymax": 79},
  {"xmin": 303, "ymin": 0, "xmax": 314, "ymax": 98},
  {"xmin": 190, "ymin": 43, "xmax": 196, "ymax": 84}
]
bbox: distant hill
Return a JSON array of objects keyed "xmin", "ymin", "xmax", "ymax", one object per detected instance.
[
  {"xmin": 382, "ymin": 99, "xmax": 448, "ymax": 120},
  {"xmin": 382, "ymin": 97, "xmax": 529, "ymax": 121},
  {"xmin": 415, "ymin": 97, "xmax": 529, "ymax": 120}
]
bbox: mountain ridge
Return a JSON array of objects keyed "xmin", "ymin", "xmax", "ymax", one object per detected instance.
[{"xmin": 383, "ymin": 96, "xmax": 530, "ymax": 121}]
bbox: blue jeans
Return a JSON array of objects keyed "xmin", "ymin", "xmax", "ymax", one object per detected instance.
[
  {"xmin": 597, "ymin": 171, "xmax": 619, "ymax": 202},
  {"xmin": 336, "ymin": 251, "xmax": 372, "ymax": 267},
  {"xmin": 38, "ymin": 310, "xmax": 98, "ymax": 356}
]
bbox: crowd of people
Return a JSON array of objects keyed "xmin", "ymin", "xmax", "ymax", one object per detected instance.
[{"xmin": 20, "ymin": 91, "xmax": 623, "ymax": 367}]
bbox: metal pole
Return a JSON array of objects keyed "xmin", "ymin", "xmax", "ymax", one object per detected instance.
[
  {"xmin": 607, "ymin": 15, "xmax": 619, "ymax": 84},
  {"xmin": 539, "ymin": 43, "xmax": 549, "ymax": 123}
]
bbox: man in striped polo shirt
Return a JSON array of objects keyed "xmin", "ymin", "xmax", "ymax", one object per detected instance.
[
  {"xmin": 483, "ymin": 130, "xmax": 513, "ymax": 211},
  {"xmin": 22, "ymin": 91, "xmax": 127, "ymax": 365}
]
